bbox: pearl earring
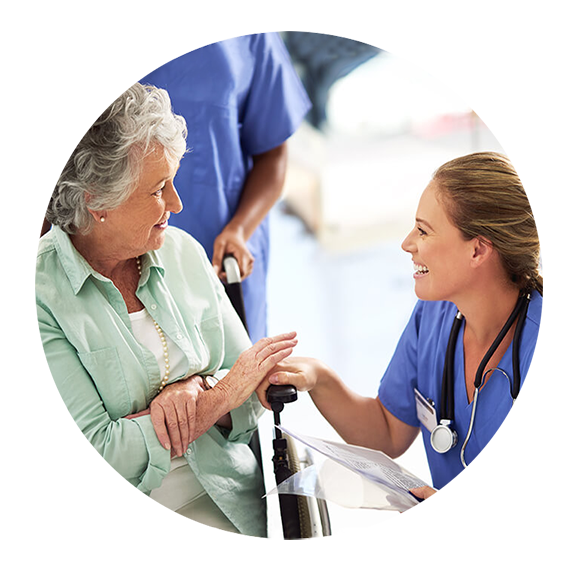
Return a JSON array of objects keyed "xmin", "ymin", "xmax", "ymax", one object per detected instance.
[{"xmin": 100, "ymin": 216, "xmax": 106, "ymax": 223}]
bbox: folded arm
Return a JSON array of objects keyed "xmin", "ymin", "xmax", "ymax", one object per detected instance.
[
  {"xmin": 144, "ymin": 332, "xmax": 299, "ymax": 455},
  {"xmin": 39, "ymin": 305, "xmax": 171, "ymax": 491}
]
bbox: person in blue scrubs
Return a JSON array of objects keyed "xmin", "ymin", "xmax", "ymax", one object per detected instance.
[
  {"xmin": 260, "ymin": 152, "xmax": 543, "ymax": 499},
  {"xmin": 140, "ymin": 33, "xmax": 311, "ymax": 342}
]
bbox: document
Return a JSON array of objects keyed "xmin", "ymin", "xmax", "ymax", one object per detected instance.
[
  {"xmin": 279, "ymin": 426, "xmax": 425, "ymax": 492},
  {"xmin": 268, "ymin": 425, "xmax": 430, "ymax": 512}
]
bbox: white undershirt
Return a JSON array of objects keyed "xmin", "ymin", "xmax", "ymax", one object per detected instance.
[{"xmin": 128, "ymin": 307, "xmax": 187, "ymax": 383}]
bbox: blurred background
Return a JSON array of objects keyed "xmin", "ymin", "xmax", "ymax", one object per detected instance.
[
  {"xmin": 261, "ymin": 32, "xmax": 504, "ymax": 535},
  {"xmin": 269, "ymin": 32, "xmax": 543, "ymax": 540}
]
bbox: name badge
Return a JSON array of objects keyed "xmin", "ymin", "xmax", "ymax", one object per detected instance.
[{"xmin": 414, "ymin": 388, "xmax": 437, "ymax": 433}]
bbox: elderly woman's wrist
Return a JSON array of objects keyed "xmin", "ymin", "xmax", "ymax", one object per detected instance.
[{"xmin": 210, "ymin": 376, "xmax": 236, "ymax": 415}]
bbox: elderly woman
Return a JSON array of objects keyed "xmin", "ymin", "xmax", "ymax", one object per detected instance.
[
  {"xmin": 36, "ymin": 83, "xmax": 297, "ymax": 537},
  {"xmin": 262, "ymin": 152, "xmax": 542, "ymax": 500}
]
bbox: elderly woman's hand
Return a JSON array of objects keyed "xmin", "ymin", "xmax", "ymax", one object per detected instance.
[
  {"xmin": 129, "ymin": 333, "xmax": 297, "ymax": 456},
  {"xmin": 149, "ymin": 375, "xmax": 206, "ymax": 457},
  {"xmin": 217, "ymin": 332, "xmax": 298, "ymax": 410}
]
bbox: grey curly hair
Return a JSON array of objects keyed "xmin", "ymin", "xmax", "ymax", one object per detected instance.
[{"xmin": 46, "ymin": 83, "xmax": 187, "ymax": 234}]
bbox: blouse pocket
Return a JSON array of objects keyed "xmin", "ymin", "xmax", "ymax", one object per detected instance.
[
  {"xmin": 191, "ymin": 315, "xmax": 224, "ymax": 374},
  {"xmin": 78, "ymin": 347, "xmax": 131, "ymax": 420}
]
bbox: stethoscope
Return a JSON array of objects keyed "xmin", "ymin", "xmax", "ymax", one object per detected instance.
[{"xmin": 429, "ymin": 293, "xmax": 531, "ymax": 467}]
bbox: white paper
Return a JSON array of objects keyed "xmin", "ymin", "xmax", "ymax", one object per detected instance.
[
  {"xmin": 278, "ymin": 425, "xmax": 426, "ymax": 492},
  {"xmin": 265, "ymin": 426, "xmax": 427, "ymax": 540}
]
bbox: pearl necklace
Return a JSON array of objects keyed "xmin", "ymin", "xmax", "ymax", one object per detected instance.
[{"xmin": 136, "ymin": 256, "xmax": 170, "ymax": 393}]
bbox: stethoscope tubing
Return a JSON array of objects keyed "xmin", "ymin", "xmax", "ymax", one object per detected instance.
[
  {"xmin": 440, "ymin": 294, "xmax": 530, "ymax": 423},
  {"xmin": 438, "ymin": 294, "xmax": 530, "ymax": 540},
  {"xmin": 460, "ymin": 367, "xmax": 512, "ymax": 467},
  {"xmin": 440, "ymin": 311, "xmax": 463, "ymax": 423},
  {"xmin": 471, "ymin": 294, "xmax": 528, "ymax": 392},
  {"xmin": 460, "ymin": 388, "xmax": 479, "ymax": 468}
]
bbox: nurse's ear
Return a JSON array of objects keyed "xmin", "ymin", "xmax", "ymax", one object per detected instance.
[{"xmin": 469, "ymin": 236, "xmax": 494, "ymax": 268}]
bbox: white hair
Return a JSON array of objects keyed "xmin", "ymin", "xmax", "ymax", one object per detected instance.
[{"xmin": 47, "ymin": 83, "xmax": 187, "ymax": 234}]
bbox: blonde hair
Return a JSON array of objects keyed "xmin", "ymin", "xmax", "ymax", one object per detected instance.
[{"xmin": 433, "ymin": 152, "xmax": 543, "ymax": 295}]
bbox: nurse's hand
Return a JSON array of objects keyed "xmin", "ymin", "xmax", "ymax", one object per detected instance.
[
  {"xmin": 257, "ymin": 357, "xmax": 322, "ymax": 409},
  {"xmin": 410, "ymin": 486, "xmax": 439, "ymax": 540},
  {"xmin": 217, "ymin": 332, "xmax": 298, "ymax": 411},
  {"xmin": 212, "ymin": 225, "xmax": 255, "ymax": 281}
]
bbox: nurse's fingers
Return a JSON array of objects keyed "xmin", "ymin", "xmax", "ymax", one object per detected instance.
[
  {"xmin": 212, "ymin": 240, "xmax": 226, "ymax": 279},
  {"xmin": 238, "ymin": 250, "xmax": 255, "ymax": 280},
  {"xmin": 267, "ymin": 360, "xmax": 316, "ymax": 392},
  {"xmin": 410, "ymin": 486, "xmax": 438, "ymax": 540},
  {"xmin": 255, "ymin": 381, "xmax": 272, "ymax": 410},
  {"xmin": 266, "ymin": 372, "xmax": 312, "ymax": 395}
]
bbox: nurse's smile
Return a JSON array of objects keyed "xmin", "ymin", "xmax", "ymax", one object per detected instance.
[{"xmin": 413, "ymin": 262, "xmax": 430, "ymax": 278}]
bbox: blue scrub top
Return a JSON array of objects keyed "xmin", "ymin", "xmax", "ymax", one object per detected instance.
[
  {"xmin": 141, "ymin": 33, "xmax": 311, "ymax": 341},
  {"xmin": 378, "ymin": 291, "xmax": 542, "ymax": 489}
]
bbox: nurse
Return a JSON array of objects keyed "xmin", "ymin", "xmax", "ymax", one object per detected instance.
[
  {"xmin": 261, "ymin": 152, "xmax": 543, "ymax": 499},
  {"xmin": 140, "ymin": 33, "xmax": 311, "ymax": 342}
]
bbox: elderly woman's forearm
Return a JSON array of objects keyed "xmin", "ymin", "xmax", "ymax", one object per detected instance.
[{"xmin": 189, "ymin": 385, "xmax": 234, "ymax": 441}]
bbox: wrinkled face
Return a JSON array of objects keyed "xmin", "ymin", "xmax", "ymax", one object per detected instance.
[
  {"xmin": 101, "ymin": 147, "xmax": 182, "ymax": 258},
  {"xmin": 401, "ymin": 180, "xmax": 476, "ymax": 302}
]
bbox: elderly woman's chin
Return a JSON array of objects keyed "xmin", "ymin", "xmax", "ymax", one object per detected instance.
[{"xmin": 150, "ymin": 221, "xmax": 169, "ymax": 245}]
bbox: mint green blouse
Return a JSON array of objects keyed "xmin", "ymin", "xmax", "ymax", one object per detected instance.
[{"xmin": 36, "ymin": 226, "xmax": 266, "ymax": 537}]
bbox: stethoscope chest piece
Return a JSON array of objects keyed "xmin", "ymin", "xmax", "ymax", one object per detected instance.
[{"xmin": 430, "ymin": 420, "xmax": 458, "ymax": 453}]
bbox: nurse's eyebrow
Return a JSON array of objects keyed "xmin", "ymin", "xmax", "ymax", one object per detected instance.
[{"xmin": 416, "ymin": 217, "xmax": 434, "ymax": 231}]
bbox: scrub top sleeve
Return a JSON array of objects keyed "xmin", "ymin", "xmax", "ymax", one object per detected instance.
[
  {"xmin": 240, "ymin": 32, "xmax": 311, "ymax": 156},
  {"xmin": 378, "ymin": 302, "xmax": 423, "ymax": 428},
  {"xmin": 38, "ymin": 304, "xmax": 171, "ymax": 493}
]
